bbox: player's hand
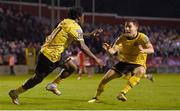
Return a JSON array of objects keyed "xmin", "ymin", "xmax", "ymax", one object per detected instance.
[
  {"xmin": 138, "ymin": 45, "xmax": 145, "ymax": 53},
  {"xmin": 91, "ymin": 28, "xmax": 103, "ymax": 36},
  {"xmin": 95, "ymin": 58, "xmax": 104, "ymax": 67},
  {"xmin": 102, "ymin": 43, "xmax": 110, "ymax": 51}
]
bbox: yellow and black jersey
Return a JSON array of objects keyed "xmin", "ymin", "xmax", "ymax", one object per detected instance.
[
  {"xmin": 40, "ymin": 19, "xmax": 84, "ymax": 63},
  {"xmin": 113, "ymin": 32, "xmax": 150, "ymax": 68}
]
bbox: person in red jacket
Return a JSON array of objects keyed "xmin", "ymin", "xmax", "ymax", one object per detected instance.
[{"xmin": 77, "ymin": 51, "xmax": 95, "ymax": 80}]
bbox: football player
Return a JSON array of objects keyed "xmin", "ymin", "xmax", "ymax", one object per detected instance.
[{"xmin": 88, "ymin": 18, "xmax": 154, "ymax": 103}]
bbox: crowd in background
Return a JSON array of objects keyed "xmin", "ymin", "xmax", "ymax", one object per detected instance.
[{"xmin": 0, "ymin": 7, "xmax": 179, "ymax": 70}]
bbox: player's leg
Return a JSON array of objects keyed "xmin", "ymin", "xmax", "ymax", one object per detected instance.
[
  {"xmin": 46, "ymin": 58, "xmax": 77, "ymax": 95},
  {"xmin": 124, "ymin": 72, "xmax": 154, "ymax": 82},
  {"xmin": 77, "ymin": 66, "xmax": 87, "ymax": 80},
  {"xmin": 9, "ymin": 53, "xmax": 56, "ymax": 105},
  {"xmin": 117, "ymin": 66, "xmax": 146, "ymax": 101},
  {"xmin": 77, "ymin": 66, "xmax": 83, "ymax": 80},
  {"xmin": 88, "ymin": 69, "xmax": 121, "ymax": 103}
]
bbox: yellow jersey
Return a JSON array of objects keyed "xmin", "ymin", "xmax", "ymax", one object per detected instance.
[
  {"xmin": 40, "ymin": 19, "xmax": 84, "ymax": 63},
  {"xmin": 113, "ymin": 32, "xmax": 150, "ymax": 68}
]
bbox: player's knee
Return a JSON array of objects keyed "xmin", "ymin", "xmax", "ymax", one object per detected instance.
[
  {"xmin": 134, "ymin": 72, "xmax": 144, "ymax": 78},
  {"xmin": 134, "ymin": 67, "xmax": 146, "ymax": 77}
]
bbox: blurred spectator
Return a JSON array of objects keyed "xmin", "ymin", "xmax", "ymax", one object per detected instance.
[{"xmin": 8, "ymin": 54, "xmax": 16, "ymax": 75}]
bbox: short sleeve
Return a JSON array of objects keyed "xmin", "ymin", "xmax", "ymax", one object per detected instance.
[
  {"xmin": 69, "ymin": 27, "xmax": 84, "ymax": 41},
  {"xmin": 141, "ymin": 35, "xmax": 150, "ymax": 44}
]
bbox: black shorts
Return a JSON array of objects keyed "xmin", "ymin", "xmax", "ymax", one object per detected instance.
[
  {"xmin": 35, "ymin": 52, "xmax": 70, "ymax": 77},
  {"xmin": 112, "ymin": 61, "xmax": 142, "ymax": 75}
]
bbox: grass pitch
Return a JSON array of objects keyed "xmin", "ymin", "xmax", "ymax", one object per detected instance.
[{"xmin": 0, "ymin": 73, "xmax": 180, "ymax": 110}]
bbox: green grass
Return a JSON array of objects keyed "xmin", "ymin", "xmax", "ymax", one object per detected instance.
[{"xmin": 0, "ymin": 73, "xmax": 180, "ymax": 110}]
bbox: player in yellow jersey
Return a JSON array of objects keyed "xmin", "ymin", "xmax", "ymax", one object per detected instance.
[
  {"xmin": 88, "ymin": 19, "xmax": 154, "ymax": 103},
  {"xmin": 8, "ymin": 7, "xmax": 104, "ymax": 105}
]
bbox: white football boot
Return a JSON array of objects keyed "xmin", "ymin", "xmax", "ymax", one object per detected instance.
[{"xmin": 46, "ymin": 83, "xmax": 61, "ymax": 96}]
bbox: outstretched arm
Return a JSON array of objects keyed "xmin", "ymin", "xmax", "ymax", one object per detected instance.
[
  {"xmin": 102, "ymin": 43, "xmax": 120, "ymax": 55},
  {"xmin": 102, "ymin": 36, "xmax": 123, "ymax": 55},
  {"xmin": 78, "ymin": 40, "xmax": 104, "ymax": 67}
]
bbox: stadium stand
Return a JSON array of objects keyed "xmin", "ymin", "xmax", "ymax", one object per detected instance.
[{"xmin": 0, "ymin": 6, "xmax": 179, "ymax": 73}]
